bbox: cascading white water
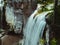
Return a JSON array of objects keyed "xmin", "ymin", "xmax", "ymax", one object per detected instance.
[
  {"xmin": 23, "ymin": 4, "xmax": 43, "ymax": 40},
  {"xmin": 23, "ymin": 9, "xmax": 38, "ymax": 45},
  {"xmin": 29, "ymin": 12, "xmax": 47, "ymax": 45},
  {"xmin": 6, "ymin": 5, "xmax": 23, "ymax": 33},
  {"xmin": 6, "ymin": 6, "xmax": 15, "ymax": 25},
  {"xmin": 23, "ymin": 3, "xmax": 53, "ymax": 45},
  {"xmin": 23, "ymin": 11, "xmax": 52, "ymax": 45}
]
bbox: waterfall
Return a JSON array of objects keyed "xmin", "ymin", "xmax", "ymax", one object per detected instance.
[
  {"xmin": 6, "ymin": 6, "xmax": 15, "ymax": 26},
  {"xmin": 23, "ymin": 3, "xmax": 53, "ymax": 45},
  {"xmin": 23, "ymin": 6, "xmax": 53, "ymax": 45},
  {"xmin": 24, "ymin": 10, "xmax": 39, "ymax": 45},
  {"xmin": 6, "ymin": 2, "xmax": 23, "ymax": 33},
  {"xmin": 29, "ymin": 12, "xmax": 47, "ymax": 45}
]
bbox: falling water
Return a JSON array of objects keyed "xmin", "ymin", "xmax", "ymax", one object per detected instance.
[
  {"xmin": 6, "ymin": 1, "xmax": 23, "ymax": 33},
  {"xmin": 23, "ymin": 4, "xmax": 43, "ymax": 40},
  {"xmin": 23, "ymin": 11, "xmax": 52, "ymax": 45},
  {"xmin": 29, "ymin": 12, "xmax": 48, "ymax": 45},
  {"xmin": 6, "ymin": 6, "xmax": 15, "ymax": 25},
  {"xmin": 23, "ymin": 9, "xmax": 38, "ymax": 45},
  {"xmin": 23, "ymin": 3, "xmax": 53, "ymax": 45}
]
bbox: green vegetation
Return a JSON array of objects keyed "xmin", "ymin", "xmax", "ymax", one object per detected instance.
[
  {"xmin": 50, "ymin": 38, "xmax": 57, "ymax": 45},
  {"xmin": 39, "ymin": 38, "xmax": 45, "ymax": 45},
  {"xmin": 37, "ymin": 0, "xmax": 54, "ymax": 13},
  {"xmin": 39, "ymin": 37, "xmax": 57, "ymax": 45},
  {"xmin": 45, "ymin": 0, "xmax": 54, "ymax": 3},
  {"xmin": 36, "ymin": 3, "xmax": 54, "ymax": 15},
  {"xmin": 37, "ymin": 0, "xmax": 54, "ymax": 4},
  {"xmin": 36, "ymin": 0, "xmax": 54, "ymax": 24}
]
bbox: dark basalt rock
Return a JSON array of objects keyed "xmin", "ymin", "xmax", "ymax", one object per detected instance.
[
  {"xmin": 45, "ymin": 12, "xmax": 54, "ymax": 25},
  {"xmin": 45, "ymin": 7, "xmax": 60, "ymax": 45}
]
